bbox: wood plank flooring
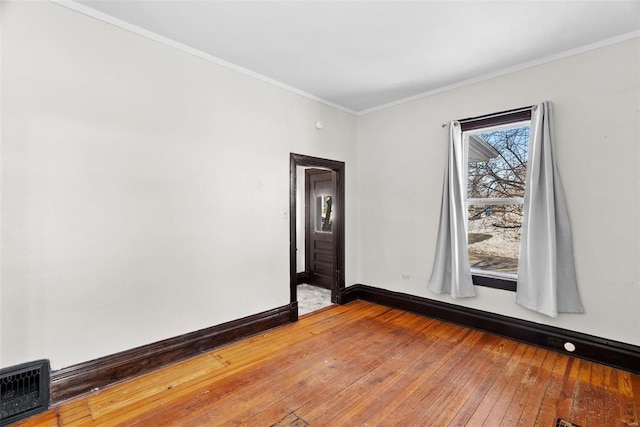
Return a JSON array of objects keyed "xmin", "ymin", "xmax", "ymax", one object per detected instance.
[{"xmin": 13, "ymin": 300, "xmax": 640, "ymax": 426}]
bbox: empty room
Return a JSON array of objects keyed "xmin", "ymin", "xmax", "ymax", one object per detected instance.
[{"xmin": 1, "ymin": 1, "xmax": 639, "ymax": 426}]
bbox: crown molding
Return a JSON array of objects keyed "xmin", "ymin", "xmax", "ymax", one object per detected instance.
[
  {"xmin": 49, "ymin": 0, "xmax": 357, "ymax": 116},
  {"xmin": 47, "ymin": 2, "xmax": 639, "ymax": 118},
  {"xmin": 357, "ymin": 30, "xmax": 640, "ymax": 116}
]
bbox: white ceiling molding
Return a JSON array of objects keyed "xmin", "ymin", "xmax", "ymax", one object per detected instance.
[
  {"xmin": 357, "ymin": 30, "xmax": 640, "ymax": 116},
  {"xmin": 50, "ymin": 0, "xmax": 358, "ymax": 115},
  {"xmin": 49, "ymin": 0, "xmax": 640, "ymax": 116}
]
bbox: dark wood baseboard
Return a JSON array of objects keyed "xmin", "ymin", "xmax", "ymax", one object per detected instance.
[
  {"xmin": 339, "ymin": 284, "xmax": 361, "ymax": 305},
  {"xmin": 295, "ymin": 272, "xmax": 309, "ymax": 285},
  {"xmin": 50, "ymin": 303, "xmax": 295, "ymax": 404},
  {"xmin": 340, "ymin": 284, "xmax": 640, "ymax": 374}
]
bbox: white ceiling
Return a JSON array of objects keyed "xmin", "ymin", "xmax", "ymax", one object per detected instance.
[{"xmin": 67, "ymin": 1, "xmax": 640, "ymax": 114}]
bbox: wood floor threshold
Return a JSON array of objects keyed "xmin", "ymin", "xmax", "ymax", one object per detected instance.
[
  {"xmin": 298, "ymin": 304, "xmax": 336, "ymax": 319},
  {"xmin": 14, "ymin": 300, "xmax": 640, "ymax": 427}
]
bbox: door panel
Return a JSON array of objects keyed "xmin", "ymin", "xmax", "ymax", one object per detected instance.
[{"xmin": 305, "ymin": 169, "xmax": 336, "ymax": 289}]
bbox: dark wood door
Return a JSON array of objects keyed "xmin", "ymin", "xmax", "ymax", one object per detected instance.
[{"xmin": 305, "ymin": 169, "xmax": 336, "ymax": 289}]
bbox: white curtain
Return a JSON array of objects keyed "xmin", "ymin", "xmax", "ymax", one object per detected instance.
[
  {"xmin": 428, "ymin": 121, "xmax": 476, "ymax": 298},
  {"xmin": 516, "ymin": 102, "xmax": 584, "ymax": 317}
]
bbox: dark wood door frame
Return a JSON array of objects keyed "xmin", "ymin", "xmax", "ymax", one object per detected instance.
[{"xmin": 290, "ymin": 153, "xmax": 345, "ymax": 321}]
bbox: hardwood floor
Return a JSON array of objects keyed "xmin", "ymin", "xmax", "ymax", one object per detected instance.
[{"xmin": 14, "ymin": 301, "xmax": 640, "ymax": 426}]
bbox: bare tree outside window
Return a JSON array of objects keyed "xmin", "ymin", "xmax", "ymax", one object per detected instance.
[{"xmin": 465, "ymin": 124, "xmax": 530, "ymax": 276}]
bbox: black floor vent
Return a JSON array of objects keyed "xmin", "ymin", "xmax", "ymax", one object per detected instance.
[{"xmin": 1, "ymin": 360, "xmax": 50, "ymax": 426}]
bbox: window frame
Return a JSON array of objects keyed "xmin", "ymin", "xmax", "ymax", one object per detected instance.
[{"xmin": 459, "ymin": 107, "xmax": 533, "ymax": 292}]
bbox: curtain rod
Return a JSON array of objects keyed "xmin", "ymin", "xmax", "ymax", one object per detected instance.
[{"xmin": 441, "ymin": 104, "xmax": 536, "ymax": 128}]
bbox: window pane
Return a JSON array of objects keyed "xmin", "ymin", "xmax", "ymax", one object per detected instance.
[
  {"xmin": 314, "ymin": 195, "xmax": 333, "ymax": 232},
  {"xmin": 467, "ymin": 125, "xmax": 529, "ymax": 199},
  {"xmin": 468, "ymin": 204, "xmax": 522, "ymax": 276}
]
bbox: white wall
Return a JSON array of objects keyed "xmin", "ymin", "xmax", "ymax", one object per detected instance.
[
  {"xmin": 3, "ymin": 1, "xmax": 637, "ymax": 373},
  {"xmin": 0, "ymin": 1, "xmax": 357, "ymax": 369},
  {"xmin": 357, "ymin": 38, "xmax": 640, "ymax": 346}
]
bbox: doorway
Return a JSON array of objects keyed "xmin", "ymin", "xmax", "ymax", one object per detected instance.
[
  {"xmin": 305, "ymin": 168, "xmax": 336, "ymax": 290},
  {"xmin": 289, "ymin": 153, "xmax": 345, "ymax": 321}
]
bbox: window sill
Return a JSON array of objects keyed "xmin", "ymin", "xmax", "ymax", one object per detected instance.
[{"xmin": 472, "ymin": 274, "xmax": 516, "ymax": 292}]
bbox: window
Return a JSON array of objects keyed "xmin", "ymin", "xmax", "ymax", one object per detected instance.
[
  {"xmin": 460, "ymin": 108, "xmax": 531, "ymax": 290},
  {"xmin": 429, "ymin": 102, "xmax": 582, "ymax": 312}
]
